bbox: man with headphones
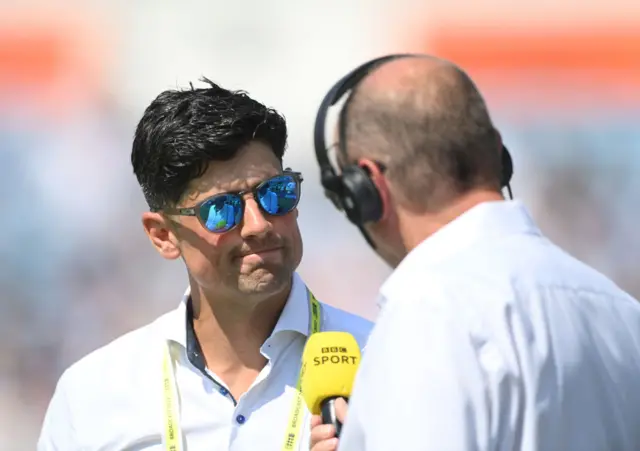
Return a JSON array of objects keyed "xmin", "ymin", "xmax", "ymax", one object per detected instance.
[{"xmin": 310, "ymin": 54, "xmax": 640, "ymax": 451}]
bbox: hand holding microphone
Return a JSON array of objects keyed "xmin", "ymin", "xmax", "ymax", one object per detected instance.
[
  {"xmin": 309, "ymin": 399, "xmax": 348, "ymax": 451},
  {"xmin": 300, "ymin": 332, "xmax": 361, "ymax": 450}
]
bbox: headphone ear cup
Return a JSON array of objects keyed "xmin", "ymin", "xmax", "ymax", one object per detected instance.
[
  {"xmin": 501, "ymin": 145, "xmax": 514, "ymax": 187},
  {"xmin": 340, "ymin": 165, "xmax": 383, "ymax": 224}
]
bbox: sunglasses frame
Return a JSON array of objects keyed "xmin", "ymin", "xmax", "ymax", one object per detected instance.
[{"xmin": 160, "ymin": 170, "xmax": 303, "ymax": 233}]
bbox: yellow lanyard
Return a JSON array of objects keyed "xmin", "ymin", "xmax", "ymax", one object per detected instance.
[{"xmin": 162, "ymin": 290, "xmax": 322, "ymax": 451}]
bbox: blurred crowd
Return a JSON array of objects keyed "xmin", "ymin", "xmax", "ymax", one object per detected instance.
[{"xmin": 1, "ymin": 1, "xmax": 638, "ymax": 449}]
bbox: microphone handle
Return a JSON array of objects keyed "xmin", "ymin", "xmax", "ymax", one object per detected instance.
[{"xmin": 321, "ymin": 396, "xmax": 347, "ymax": 438}]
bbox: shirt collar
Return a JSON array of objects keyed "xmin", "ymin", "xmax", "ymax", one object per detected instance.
[
  {"xmin": 378, "ymin": 200, "xmax": 541, "ymax": 306},
  {"xmin": 271, "ymin": 272, "xmax": 312, "ymax": 337},
  {"xmin": 162, "ymin": 272, "xmax": 312, "ymax": 350}
]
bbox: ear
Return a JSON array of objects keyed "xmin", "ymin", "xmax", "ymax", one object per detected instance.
[
  {"xmin": 141, "ymin": 212, "xmax": 182, "ymax": 260},
  {"xmin": 357, "ymin": 158, "xmax": 392, "ymax": 221}
]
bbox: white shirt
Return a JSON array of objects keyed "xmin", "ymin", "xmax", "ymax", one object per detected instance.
[
  {"xmin": 38, "ymin": 273, "xmax": 372, "ymax": 451},
  {"xmin": 339, "ymin": 200, "xmax": 640, "ymax": 451}
]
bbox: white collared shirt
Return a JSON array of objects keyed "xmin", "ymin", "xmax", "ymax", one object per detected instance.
[
  {"xmin": 37, "ymin": 273, "xmax": 372, "ymax": 451},
  {"xmin": 339, "ymin": 200, "xmax": 640, "ymax": 451}
]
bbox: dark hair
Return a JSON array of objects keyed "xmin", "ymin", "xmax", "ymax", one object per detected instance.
[
  {"xmin": 343, "ymin": 65, "xmax": 502, "ymax": 213},
  {"xmin": 131, "ymin": 77, "xmax": 288, "ymax": 210}
]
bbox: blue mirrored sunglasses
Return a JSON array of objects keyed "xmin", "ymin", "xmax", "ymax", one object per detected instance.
[{"xmin": 160, "ymin": 171, "xmax": 303, "ymax": 233}]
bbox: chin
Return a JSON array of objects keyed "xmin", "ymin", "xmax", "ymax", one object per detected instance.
[
  {"xmin": 374, "ymin": 247, "xmax": 404, "ymax": 269},
  {"xmin": 237, "ymin": 266, "xmax": 293, "ymax": 297}
]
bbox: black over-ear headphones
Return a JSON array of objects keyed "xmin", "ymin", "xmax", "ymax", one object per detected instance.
[{"xmin": 313, "ymin": 54, "xmax": 514, "ymax": 245}]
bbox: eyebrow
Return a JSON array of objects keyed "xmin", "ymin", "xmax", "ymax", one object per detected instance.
[
  {"xmin": 220, "ymin": 171, "xmax": 284, "ymax": 193},
  {"xmin": 186, "ymin": 171, "xmax": 285, "ymax": 205}
]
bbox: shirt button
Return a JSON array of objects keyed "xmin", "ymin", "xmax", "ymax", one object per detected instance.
[
  {"xmin": 236, "ymin": 414, "xmax": 246, "ymax": 425},
  {"xmin": 219, "ymin": 387, "xmax": 228, "ymax": 396}
]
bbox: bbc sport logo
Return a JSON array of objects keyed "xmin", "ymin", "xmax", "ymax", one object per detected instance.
[{"xmin": 321, "ymin": 347, "xmax": 348, "ymax": 353}]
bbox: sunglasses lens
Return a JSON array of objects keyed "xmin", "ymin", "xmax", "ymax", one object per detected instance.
[
  {"xmin": 257, "ymin": 175, "xmax": 300, "ymax": 215},
  {"xmin": 199, "ymin": 194, "xmax": 242, "ymax": 232}
]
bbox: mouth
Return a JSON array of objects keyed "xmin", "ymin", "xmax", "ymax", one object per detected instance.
[{"xmin": 236, "ymin": 247, "xmax": 284, "ymax": 259}]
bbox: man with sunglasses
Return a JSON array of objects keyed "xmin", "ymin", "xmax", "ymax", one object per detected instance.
[{"xmin": 38, "ymin": 78, "xmax": 372, "ymax": 451}]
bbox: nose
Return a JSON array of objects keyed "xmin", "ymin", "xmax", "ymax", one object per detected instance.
[{"xmin": 240, "ymin": 196, "xmax": 273, "ymax": 238}]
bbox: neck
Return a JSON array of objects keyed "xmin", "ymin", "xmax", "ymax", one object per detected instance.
[
  {"xmin": 399, "ymin": 190, "xmax": 504, "ymax": 252},
  {"xmin": 189, "ymin": 278, "xmax": 292, "ymax": 374}
]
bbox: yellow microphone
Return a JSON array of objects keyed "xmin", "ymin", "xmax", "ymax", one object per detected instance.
[{"xmin": 300, "ymin": 331, "xmax": 361, "ymax": 437}]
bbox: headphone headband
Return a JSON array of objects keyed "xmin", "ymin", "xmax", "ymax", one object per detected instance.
[{"xmin": 313, "ymin": 54, "xmax": 418, "ymax": 189}]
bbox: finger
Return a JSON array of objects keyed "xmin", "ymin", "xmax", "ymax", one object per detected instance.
[
  {"xmin": 311, "ymin": 437, "xmax": 339, "ymax": 451},
  {"xmin": 334, "ymin": 397, "xmax": 348, "ymax": 423},
  {"xmin": 310, "ymin": 424, "xmax": 337, "ymax": 446},
  {"xmin": 310, "ymin": 414, "xmax": 322, "ymax": 428}
]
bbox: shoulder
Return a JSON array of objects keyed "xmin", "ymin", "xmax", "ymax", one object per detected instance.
[
  {"xmin": 320, "ymin": 302, "xmax": 374, "ymax": 350},
  {"xmin": 375, "ymin": 231, "xmax": 638, "ymax": 360},
  {"xmin": 40, "ymin": 310, "xmax": 175, "ymax": 449},
  {"xmin": 56, "ymin": 309, "xmax": 173, "ymax": 402}
]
